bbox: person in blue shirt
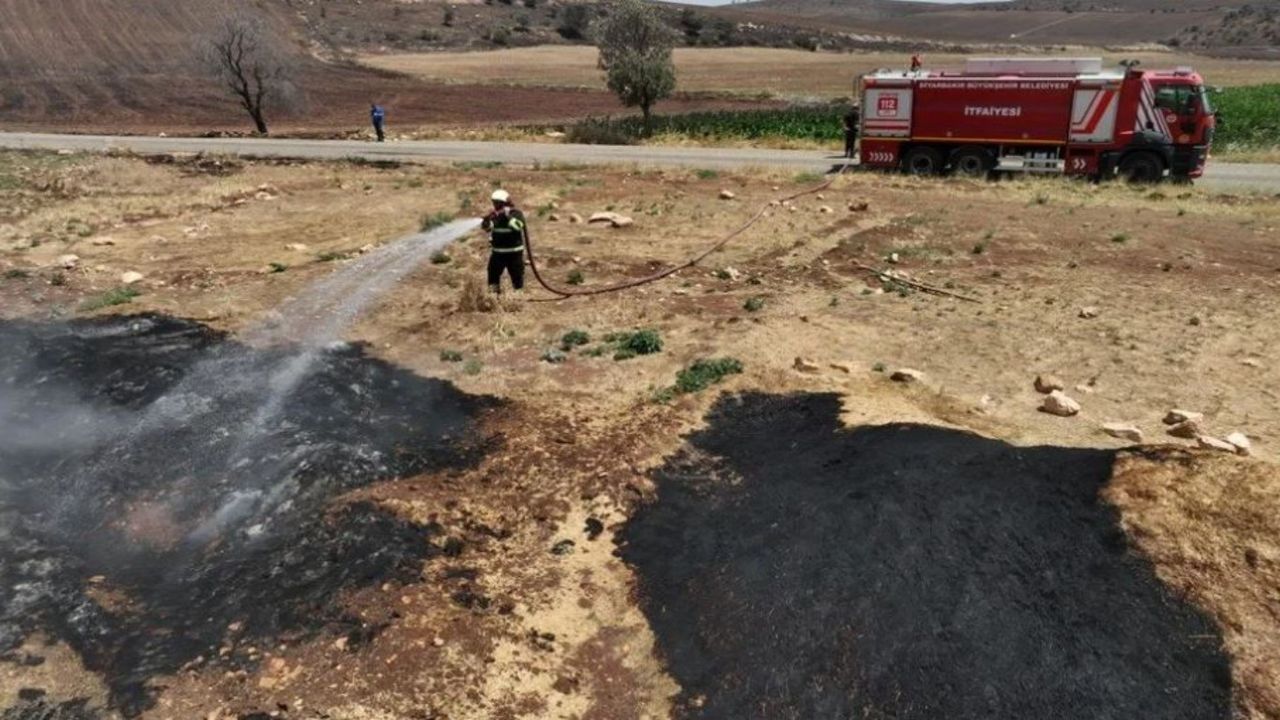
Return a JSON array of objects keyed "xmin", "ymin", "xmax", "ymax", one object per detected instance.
[{"xmin": 370, "ymin": 103, "xmax": 386, "ymax": 142}]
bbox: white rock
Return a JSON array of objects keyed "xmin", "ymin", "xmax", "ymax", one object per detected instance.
[
  {"xmin": 890, "ymin": 368, "xmax": 923, "ymax": 383},
  {"xmin": 548, "ymin": 213, "xmax": 560, "ymax": 222},
  {"xmin": 887, "ymin": 252, "xmax": 900, "ymax": 264},
  {"xmin": 1197, "ymin": 435, "xmax": 1237, "ymax": 453},
  {"xmin": 56, "ymin": 254, "xmax": 80, "ymax": 269},
  {"xmin": 91, "ymin": 237, "xmax": 117, "ymax": 246},
  {"xmin": 1034, "ymin": 374, "xmax": 1065, "ymax": 394},
  {"xmin": 721, "ymin": 266, "xmax": 741, "ymax": 281},
  {"xmin": 120, "ymin": 271, "xmax": 144, "ymax": 285},
  {"xmin": 1162, "ymin": 409, "xmax": 1204, "ymax": 425},
  {"xmin": 793, "ymin": 357, "xmax": 821, "ymax": 373},
  {"xmin": 1102, "ymin": 423, "xmax": 1143, "ymax": 443},
  {"xmin": 1240, "ymin": 358, "xmax": 1261, "ymax": 368},
  {"xmin": 587, "ymin": 211, "xmax": 633, "ymax": 228},
  {"xmin": 1040, "ymin": 390, "xmax": 1081, "ymax": 417},
  {"xmin": 819, "ymin": 206, "xmax": 834, "ymax": 214},
  {"xmin": 284, "ymin": 243, "xmax": 309, "ymax": 252},
  {"xmin": 569, "ymin": 213, "xmax": 584, "ymax": 224},
  {"xmin": 719, "ymin": 189, "xmax": 736, "ymax": 200},
  {"xmin": 1078, "ymin": 306, "xmax": 1098, "ymax": 319},
  {"xmin": 829, "ymin": 362, "xmax": 854, "ymax": 374},
  {"xmin": 1225, "ymin": 432, "xmax": 1252, "ymax": 456}
]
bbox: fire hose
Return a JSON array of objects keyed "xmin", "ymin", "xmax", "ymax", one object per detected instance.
[{"xmin": 521, "ymin": 158, "xmax": 856, "ymax": 301}]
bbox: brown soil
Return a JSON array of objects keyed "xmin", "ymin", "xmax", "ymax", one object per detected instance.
[{"xmin": 1, "ymin": 150, "xmax": 1278, "ymax": 718}]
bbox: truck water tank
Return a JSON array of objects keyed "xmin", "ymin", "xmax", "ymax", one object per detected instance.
[{"xmin": 964, "ymin": 58, "xmax": 1103, "ymax": 75}]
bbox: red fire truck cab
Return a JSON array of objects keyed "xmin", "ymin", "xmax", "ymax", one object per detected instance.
[{"xmin": 858, "ymin": 58, "xmax": 1216, "ymax": 183}]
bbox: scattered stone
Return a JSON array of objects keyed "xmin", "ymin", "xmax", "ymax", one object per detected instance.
[
  {"xmin": 1240, "ymin": 358, "xmax": 1261, "ymax": 368},
  {"xmin": 91, "ymin": 237, "xmax": 117, "ymax": 246},
  {"xmin": 284, "ymin": 243, "xmax": 309, "ymax": 252},
  {"xmin": 358, "ymin": 243, "xmax": 375, "ymax": 254},
  {"xmin": 829, "ymin": 362, "xmax": 854, "ymax": 374},
  {"xmin": 1074, "ymin": 384, "xmax": 1094, "ymax": 395},
  {"xmin": 890, "ymin": 368, "xmax": 923, "ymax": 383},
  {"xmin": 1188, "ymin": 315, "xmax": 1202, "ymax": 326},
  {"xmin": 568, "ymin": 213, "xmax": 583, "ymax": 224},
  {"xmin": 120, "ymin": 271, "xmax": 144, "ymax": 285},
  {"xmin": 1040, "ymin": 390, "xmax": 1080, "ymax": 417},
  {"xmin": 1197, "ymin": 435, "xmax": 1237, "ymax": 453},
  {"xmin": 793, "ymin": 357, "xmax": 821, "ymax": 373},
  {"xmin": 1078, "ymin": 306, "xmax": 1098, "ymax": 319},
  {"xmin": 887, "ymin": 252, "xmax": 900, "ymax": 264},
  {"xmin": 1167, "ymin": 420, "xmax": 1203, "ymax": 439},
  {"xmin": 719, "ymin": 189, "xmax": 736, "ymax": 200},
  {"xmin": 587, "ymin": 212, "xmax": 633, "ymax": 228},
  {"xmin": 768, "ymin": 200, "xmax": 781, "ymax": 207},
  {"xmin": 819, "ymin": 206, "xmax": 834, "ymax": 214},
  {"xmin": 550, "ymin": 539, "xmax": 576, "ymax": 555},
  {"xmin": 721, "ymin": 266, "xmax": 742, "ymax": 281},
  {"xmin": 1034, "ymin": 374, "xmax": 1065, "ymax": 394},
  {"xmin": 584, "ymin": 517, "xmax": 605, "ymax": 540},
  {"xmin": 1163, "ymin": 409, "xmax": 1204, "ymax": 425},
  {"xmin": 432, "ymin": 637, "xmax": 445, "ymax": 647},
  {"xmin": 1101, "ymin": 423, "xmax": 1144, "ymax": 443},
  {"xmin": 548, "ymin": 213, "xmax": 560, "ymax": 222},
  {"xmin": 1225, "ymin": 432, "xmax": 1252, "ymax": 456},
  {"xmin": 56, "ymin": 254, "xmax": 80, "ymax": 270},
  {"xmin": 848, "ymin": 200, "xmax": 869, "ymax": 212},
  {"xmin": 816, "ymin": 193, "xmax": 825, "ymax": 200},
  {"xmin": 332, "ymin": 637, "xmax": 348, "ymax": 651}
]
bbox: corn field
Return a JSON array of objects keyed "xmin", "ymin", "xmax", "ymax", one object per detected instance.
[
  {"xmin": 1213, "ymin": 84, "xmax": 1280, "ymax": 150},
  {"xmin": 562, "ymin": 106, "xmax": 849, "ymax": 144}
]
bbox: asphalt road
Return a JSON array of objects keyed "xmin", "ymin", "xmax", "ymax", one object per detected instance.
[{"xmin": 2, "ymin": 132, "xmax": 1277, "ymax": 193}]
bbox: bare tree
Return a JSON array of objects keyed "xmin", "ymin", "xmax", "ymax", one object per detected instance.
[{"xmin": 204, "ymin": 13, "xmax": 299, "ymax": 135}]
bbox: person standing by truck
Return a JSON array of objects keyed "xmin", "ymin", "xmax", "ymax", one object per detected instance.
[
  {"xmin": 842, "ymin": 106, "xmax": 860, "ymax": 159},
  {"xmin": 370, "ymin": 103, "xmax": 386, "ymax": 142}
]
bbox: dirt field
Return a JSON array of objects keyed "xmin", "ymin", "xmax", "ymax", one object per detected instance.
[
  {"xmin": 362, "ymin": 45, "xmax": 1280, "ymax": 101},
  {"xmin": 1, "ymin": 150, "xmax": 1278, "ymax": 719}
]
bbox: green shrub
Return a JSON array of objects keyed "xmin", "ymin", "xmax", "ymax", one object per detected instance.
[
  {"xmin": 431, "ymin": 252, "xmax": 452, "ymax": 264},
  {"xmin": 743, "ymin": 296, "xmax": 764, "ymax": 312},
  {"xmin": 80, "ymin": 287, "xmax": 139, "ymax": 311},
  {"xmin": 567, "ymin": 269, "xmax": 585, "ymax": 285},
  {"xmin": 1111, "ymin": 232, "xmax": 1129, "ymax": 243},
  {"xmin": 4, "ymin": 268, "xmax": 31, "ymax": 279},
  {"xmin": 673, "ymin": 357, "xmax": 744, "ymax": 394},
  {"xmin": 1213, "ymin": 84, "xmax": 1280, "ymax": 149},
  {"xmin": 463, "ymin": 359, "xmax": 483, "ymax": 375},
  {"xmin": 268, "ymin": 262, "xmax": 288, "ymax": 273},
  {"xmin": 610, "ymin": 328, "xmax": 662, "ymax": 356},
  {"xmin": 561, "ymin": 329, "xmax": 590, "ymax": 350},
  {"xmin": 440, "ymin": 349, "xmax": 464, "ymax": 362},
  {"xmin": 541, "ymin": 348, "xmax": 567, "ymax": 363},
  {"xmin": 696, "ymin": 168, "xmax": 719, "ymax": 180},
  {"xmin": 565, "ymin": 118, "xmax": 638, "ymax": 146}
]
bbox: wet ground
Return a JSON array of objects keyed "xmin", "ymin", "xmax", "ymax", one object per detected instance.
[
  {"xmin": 0, "ymin": 314, "xmax": 495, "ymax": 717},
  {"xmin": 620, "ymin": 392, "xmax": 1234, "ymax": 720}
]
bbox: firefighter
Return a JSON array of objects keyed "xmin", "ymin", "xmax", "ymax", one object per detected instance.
[
  {"xmin": 910, "ymin": 54, "xmax": 922, "ymax": 72},
  {"xmin": 842, "ymin": 106, "xmax": 860, "ymax": 159},
  {"xmin": 481, "ymin": 189, "xmax": 527, "ymax": 293}
]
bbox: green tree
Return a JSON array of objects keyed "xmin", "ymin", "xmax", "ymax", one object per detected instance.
[{"xmin": 594, "ymin": 0, "xmax": 677, "ymax": 135}]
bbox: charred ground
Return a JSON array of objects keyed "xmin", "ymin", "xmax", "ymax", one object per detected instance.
[
  {"xmin": 0, "ymin": 314, "xmax": 496, "ymax": 716},
  {"xmin": 620, "ymin": 392, "xmax": 1233, "ymax": 719}
]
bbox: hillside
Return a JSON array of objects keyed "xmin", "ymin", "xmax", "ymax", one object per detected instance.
[
  {"xmin": 0, "ymin": 0, "xmax": 773, "ymax": 133},
  {"xmin": 1173, "ymin": 2, "xmax": 1280, "ymax": 51}
]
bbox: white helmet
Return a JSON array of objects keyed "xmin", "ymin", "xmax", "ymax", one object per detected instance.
[{"xmin": 491, "ymin": 189, "xmax": 511, "ymax": 203}]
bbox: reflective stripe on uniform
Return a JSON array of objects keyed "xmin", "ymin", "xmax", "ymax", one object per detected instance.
[
  {"xmin": 508, "ymin": 218, "xmax": 525, "ymax": 231},
  {"xmin": 491, "ymin": 245, "xmax": 525, "ymax": 253}
]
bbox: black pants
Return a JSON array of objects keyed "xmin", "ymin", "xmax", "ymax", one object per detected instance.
[
  {"xmin": 844, "ymin": 132, "xmax": 857, "ymax": 158},
  {"xmin": 487, "ymin": 251, "xmax": 524, "ymax": 291},
  {"xmin": 373, "ymin": 122, "xmax": 385, "ymax": 142}
]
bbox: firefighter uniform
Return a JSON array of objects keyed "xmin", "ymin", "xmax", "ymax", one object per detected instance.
[{"xmin": 482, "ymin": 190, "xmax": 526, "ymax": 291}]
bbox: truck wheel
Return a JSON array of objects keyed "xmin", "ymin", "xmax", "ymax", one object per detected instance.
[
  {"xmin": 903, "ymin": 147, "xmax": 944, "ymax": 176},
  {"xmin": 1118, "ymin": 152, "xmax": 1164, "ymax": 183},
  {"xmin": 951, "ymin": 147, "xmax": 994, "ymax": 178}
]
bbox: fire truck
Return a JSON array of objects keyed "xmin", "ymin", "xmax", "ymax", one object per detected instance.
[{"xmin": 857, "ymin": 58, "xmax": 1216, "ymax": 183}]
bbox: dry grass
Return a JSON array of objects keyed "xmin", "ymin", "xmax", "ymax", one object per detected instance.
[
  {"xmin": 5, "ymin": 151, "xmax": 1280, "ymax": 716},
  {"xmin": 1108, "ymin": 449, "xmax": 1280, "ymax": 720},
  {"xmin": 362, "ymin": 45, "xmax": 1280, "ymax": 100}
]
